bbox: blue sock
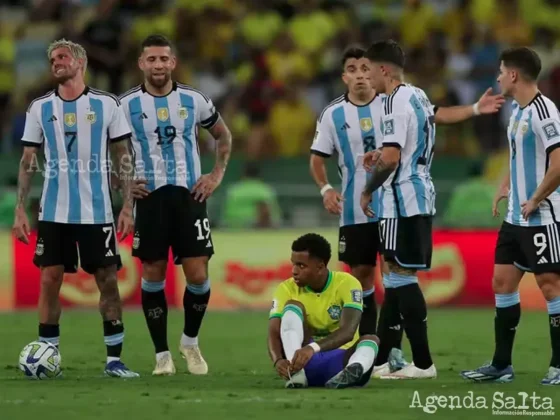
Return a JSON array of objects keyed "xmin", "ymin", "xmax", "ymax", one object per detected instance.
[
  {"xmin": 388, "ymin": 272, "xmax": 418, "ymax": 288},
  {"xmin": 492, "ymin": 292, "xmax": 520, "ymax": 369}
]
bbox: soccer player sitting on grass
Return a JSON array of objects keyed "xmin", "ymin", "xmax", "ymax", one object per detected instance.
[{"xmin": 267, "ymin": 233, "xmax": 379, "ymax": 388}]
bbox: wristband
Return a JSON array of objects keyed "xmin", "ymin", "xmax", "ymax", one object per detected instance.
[
  {"xmin": 308, "ymin": 342, "xmax": 321, "ymax": 353},
  {"xmin": 473, "ymin": 102, "xmax": 481, "ymax": 116},
  {"xmin": 273, "ymin": 358, "xmax": 283, "ymax": 367},
  {"xmin": 320, "ymin": 184, "xmax": 333, "ymax": 197}
]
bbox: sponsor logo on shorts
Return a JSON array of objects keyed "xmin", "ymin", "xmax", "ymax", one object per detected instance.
[
  {"xmin": 339, "ymin": 236, "xmax": 346, "ymax": 254},
  {"xmin": 132, "ymin": 235, "xmax": 140, "ymax": 249}
]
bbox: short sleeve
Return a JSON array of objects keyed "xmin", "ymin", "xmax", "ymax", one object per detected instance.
[
  {"xmin": 269, "ymin": 283, "xmax": 292, "ymax": 319},
  {"xmin": 337, "ymin": 274, "xmax": 363, "ymax": 312},
  {"xmin": 310, "ymin": 116, "xmax": 335, "ymax": 157},
  {"xmin": 197, "ymin": 93, "xmax": 220, "ymax": 130},
  {"xmin": 21, "ymin": 102, "xmax": 44, "ymax": 147},
  {"xmin": 108, "ymin": 102, "xmax": 132, "ymax": 143},
  {"xmin": 381, "ymin": 112, "xmax": 409, "ymax": 149},
  {"xmin": 534, "ymin": 116, "xmax": 560, "ymax": 154}
]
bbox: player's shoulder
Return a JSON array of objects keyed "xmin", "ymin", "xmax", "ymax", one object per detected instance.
[
  {"xmin": 276, "ymin": 278, "xmax": 298, "ymax": 294},
  {"xmin": 87, "ymin": 87, "xmax": 121, "ymax": 107},
  {"xmin": 318, "ymin": 94, "xmax": 346, "ymax": 123},
  {"xmin": 118, "ymin": 84, "xmax": 143, "ymax": 104},
  {"xmin": 383, "ymin": 84, "xmax": 415, "ymax": 115},
  {"xmin": 175, "ymin": 82, "xmax": 213, "ymax": 104},
  {"xmin": 529, "ymin": 93, "xmax": 559, "ymax": 122},
  {"xmin": 26, "ymin": 89, "xmax": 56, "ymax": 113}
]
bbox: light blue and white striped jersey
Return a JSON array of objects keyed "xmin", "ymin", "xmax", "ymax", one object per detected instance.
[
  {"xmin": 380, "ymin": 84, "xmax": 437, "ymax": 218},
  {"xmin": 506, "ymin": 93, "xmax": 560, "ymax": 227},
  {"xmin": 21, "ymin": 87, "xmax": 131, "ymax": 224},
  {"xmin": 310, "ymin": 93, "xmax": 384, "ymax": 226},
  {"xmin": 119, "ymin": 82, "xmax": 219, "ymax": 192}
]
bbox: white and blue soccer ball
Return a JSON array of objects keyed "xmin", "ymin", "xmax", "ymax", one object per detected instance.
[{"xmin": 19, "ymin": 341, "xmax": 62, "ymax": 379}]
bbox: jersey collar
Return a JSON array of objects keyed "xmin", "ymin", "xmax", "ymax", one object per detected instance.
[
  {"xmin": 141, "ymin": 81, "xmax": 177, "ymax": 97},
  {"xmin": 305, "ymin": 271, "xmax": 333, "ymax": 294},
  {"xmin": 344, "ymin": 92, "xmax": 376, "ymax": 107},
  {"xmin": 55, "ymin": 86, "xmax": 90, "ymax": 102},
  {"xmin": 520, "ymin": 92, "xmax": 542, "ymax": 110}
]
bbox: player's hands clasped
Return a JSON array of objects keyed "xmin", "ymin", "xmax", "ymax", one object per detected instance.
[
  {"xmin": 477, "ymin": 88, "xmax": 506, "ymax": 114},
  {"xmin": 275, "ymin": 359, "xmax": 291, "ymax": 380},
  {"xmin": 13, "ymin": 207, "xmax": 31, "ymax": 244},
  {"xmin": 291, "ymin": 345, "xmax": 315, "ymax": 373},
  {"xmin": 492, "ymin": 184, "xmax": 509, "ymax": 217},
  {"xmin": 131, "ymin": 178, "xmax": 150, "ymax": 199},
  {"xmin": 323, "ymin": 188, "xmax": 343, "ymax": 215},
  {"xmin": 361, "ymin": 191, "xmax": 375, "ymax": 218},
  {"xmin": 192, "ymin": 168, "xmax": 224, "ymax": 202},
  {"xmin": 363, "ymin": 149, "xmax": 382, "ymax": 172},
  {"xmin": 521, "ymin": 198, "xmax": 539, "ymax": 220},
  {"xmin": 117, "ymin": 205, "xmax": 134, "ymax": 241}
]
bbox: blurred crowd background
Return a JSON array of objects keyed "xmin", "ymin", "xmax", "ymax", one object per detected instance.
[{"xmin": 1, "ymin": 0, "xmax": 560, "ymax": 230}]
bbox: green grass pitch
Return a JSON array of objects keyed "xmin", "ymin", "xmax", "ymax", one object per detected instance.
[{"xmin": 0, "ymin": 309, "xmax": 557, "ymax": 420}]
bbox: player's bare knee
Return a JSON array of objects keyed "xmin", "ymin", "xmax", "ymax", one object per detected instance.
[
  {"xmin": 492, "ymin": 272, "xmax": 519, "ymax": 294},
  {"xmin": 182, "ymin": 257, "xmax": 209, "ymax": 285},
  {"xmin": 40, "ymin": 266, "xmax": 64, "ymax": 289},
  {"xmin": 350, "ymin": 265, "xmax": 375, "ymax": 289},
  {"xmin": 142, "ymin": 260, "xmax": 167, "ymax": 281},
  {"xmin": 536, "ymin": 273, "xmax": 560, "ymax": 301}
]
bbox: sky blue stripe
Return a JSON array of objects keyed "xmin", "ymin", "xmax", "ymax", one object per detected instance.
[
  {"xmin": 357, "ymin": 105, "xmax": 378, "ymax": 222},
  {"xmin": 89, "ymin": 98, "xmax": 105, "ymax": 223},
  {"xmin": 510, "ymin": 107, "xmax": 524, "ymax": 224},
  {"xmin": 63, "ymin": 100, "xmax": 81, "ymax": 223},
  {"xmin": 395, "ymin": 168, "xmax": 407, "ymax": 217},
  {"xmin": 409, "ymin": 96, "xmax": 427, "ymax": 214},
  {"xmin": 41, "ymin": 101, "xmax": 59, "ymax": 221},
  {"xmin": 179, "ymin": 93, "xmax": 196, "ymax": 189},
  {"xmin": 154, "ymin": 96, "xmax": 176, "ymax": 185},
  {"xmin": 128, "ymin": 97, "xmax": 155, "ymax": 191},
  {"xmin": 332, "ymin": 107, "xmax": 355, "ymax": 225},
  {"xmin": 522, "ymin": 110, "xmax": 541, "ymax": 226}
]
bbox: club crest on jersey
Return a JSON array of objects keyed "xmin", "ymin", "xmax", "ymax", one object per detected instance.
[
  {"xmin": 360, "ymin": 117, "xmax": 373, "ymax": 132},
  {"xmin": 157, "ymin": 108, "xmax": 169, "ymax": 122},
  {"xmin": 512, "ymin": 121, "xmax": 519, "ymax": 133},
  {"xmin": 521, "ymin": 123, "xmax": 529, "ymax": 134},
  {"xmin": 64, "ymin": 113, "xmax": 76, "ymax": 127},
  {"xmin": 178, "ymin": 107, "xmax": 188, "ymax": 120},
  {"xmin": 327, "ymin": 305, "xmax": 342, "ymax": 320},
  {"xmin": 85, "ymin": 111, "xmax": 96, "ymax": 124}
]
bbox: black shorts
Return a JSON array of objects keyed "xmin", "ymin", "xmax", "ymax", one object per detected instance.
[
  {"xmin": 338, "ymin": 223, "xmax": 379, "ymax": 266},
  {"xmin": 33, "ymin": 221, "xmax": 121, "ymax": 274},
  {"xmin": 495, "ymin": 221, "xmax": 560, "ymax": 274},
  {"xmin": 378, "ymin": 215, "xmax": 433, "ymax": 270},
  {"xmin": 132, "ymin": 185, "xmax": 214, "ymax": 263}
]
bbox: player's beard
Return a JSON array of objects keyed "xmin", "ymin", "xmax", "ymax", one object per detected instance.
[
  {"xmin": 148, "ymin": 73, "xmax": 171, "ymax": 88},
  {"xmin": 52, "ymin": 67, "xmax": 78, "ymax": 84}
]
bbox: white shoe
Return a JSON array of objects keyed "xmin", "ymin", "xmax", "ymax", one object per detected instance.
[
  {"xmin": 152, "ymin": 352, "xmax": 176, "ymax": 376},
  {"xmin": 285, "ymin": 369, "xmax": 308, "ymax": 388},
  {"xmin": 372, "ymin": 363, "xmax": 391, "ymax": 378},
  {"xmin": 179, "ymin": 344, "xmax": 208, "ymax": 375},
  {"xmin": 380, "ymin": 364, "xmax": 437, "ymax": 380}
]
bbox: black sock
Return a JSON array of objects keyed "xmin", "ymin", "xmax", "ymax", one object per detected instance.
[
  {"xmin": 359, "ymin": 289, "xmax": 378, "ymax": 336},
  {"xmin": 103, "ymin": 320, "xmax": 124, "ymax": 358},
  {"xmin": 375, "ymin": 287, "xmax": 402, "ymax": 365},
  {"xmin": 548, "ymin": 307, "xmax": 560, "ymax": 368},
  {"xmin": 141, "ymin": 279, "xmax": 169, "ymax": 353},
  {"xmin": 183, "ymin": 280, "xmax": 211, "ymax": 339},
  {"xmin": 38, "ymin": 323, "xmax": 60, "ymax": 348},
  {"xmin": 491, "ymin": 297, "xmax": 521, "ymax": 369},
  {"xmin": 396, "ymin": 282, "xmax": 433, "ymax": 370}
]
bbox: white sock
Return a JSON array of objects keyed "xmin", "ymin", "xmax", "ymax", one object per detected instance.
[
  {"xmin": 280, "ymin": 305, "xmax": 304, "ymax": 360},
  {"xmin": 348, "ymin": 340, "xmax": 378, "ymax": 372},
  {"xmin": 156, "ymin": 351, "xmax": 171, "ymax": 362},
  {"xmin": 181, "ymin": 333, "xmax": 198, "ymax": 347},
  {"xmin": 107, "ymin": 356, "xmax": 120, "ymax": 364}
]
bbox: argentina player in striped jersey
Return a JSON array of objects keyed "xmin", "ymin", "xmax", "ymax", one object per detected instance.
[
  {"xmin": 12, "ymin": 40, "xmax": 138, "ymax": 378},
  {"xmin": 120, "ymin": 35, "xmax": 232, "ymax": 376},
  {"xmin": 310, "ymin": 46, "xmax": 408, "ymax": 376},
  {"xmin": 462, "ymin": 48, "xmax": 560, "ymax": 386},
  {"xmin": 360, "ymin": 40, "xmax": 505, "ymax": 379}
]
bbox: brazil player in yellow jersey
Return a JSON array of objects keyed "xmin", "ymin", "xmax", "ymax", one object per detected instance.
[{"xmin": 267, "ymin": 233, "xmax": 379, "ymax": 388}]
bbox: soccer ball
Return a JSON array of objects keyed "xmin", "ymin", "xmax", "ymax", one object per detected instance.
[{"xmin": 19, "ymin": 341, "xmax": 62, "ymax": 379}]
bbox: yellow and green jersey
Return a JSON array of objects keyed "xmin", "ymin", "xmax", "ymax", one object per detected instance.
[{"xmin": 269, "ymin": 271, "xmax": 363, "ymax": 349}]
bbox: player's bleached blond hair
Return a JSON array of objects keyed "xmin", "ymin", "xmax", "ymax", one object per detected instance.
[{"xmin": 47, "ymin": 39, "xmax": 88, "ymax": 71}]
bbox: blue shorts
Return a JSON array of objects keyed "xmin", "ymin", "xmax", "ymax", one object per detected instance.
[{"xmin": 304, "ymin": 349, "xmax": 346, "ymax": 387}]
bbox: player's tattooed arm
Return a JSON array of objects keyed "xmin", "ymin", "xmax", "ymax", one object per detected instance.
[
  {"xmin": 363, "ymin": 146, "xmax": 400, "ymax": 195},
  {"xmin": 110, "ymin": 138, "xmax": 134, "ymax": 211},
  {"xmin": 314, "ymin": 308, "xmax": 362, "ymax": 352},
  {"xmin": 207, "ymin": 117, "xmax": 232, "ymax": 174},
  {"xmin": 16, "ymin": 147, "xmax": 38, "ymax": 209}
]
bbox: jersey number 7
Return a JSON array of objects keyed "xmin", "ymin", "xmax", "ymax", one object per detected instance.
[{"xmin": 65, "ymin": 131, "xmax": 77, "ymax": 153}]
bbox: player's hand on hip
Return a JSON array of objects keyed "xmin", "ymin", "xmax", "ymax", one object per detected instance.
[
  {"xmin": 192, "ymin": 169, "xmax": 224, "ymax": 202},
  {"xmin": 117, "ymin": 206, "xmax": 134, "ymax": 241},
  {"xmin": 492, "ymin": 185, "xmax": 509, "ymax": 217},
  {"xmin": 275, "ymin": 359, "xmax": 291, "ymax": 380},
  {"xmin": 290, "ymin": 346, "xmax": 314, "ymax": 373},
  {"xmin": 12, "ymin": 207, "xmax": 30, "ymax": 244},
  {"xmin": 521, "ymin": 198, "xmax": 539, "ymax": 220},
  {"xmin": 323, "ymin": 189, "xmax": 343, "ymax": 215},
  {"xmin": 131, "ymin": 178, "xmax": 150, "ymax": 199},
  {"xmin": 363, "ymin": 150, "xmax": 382, "ymax": 172},
  {"xmin": 477, "ymin": 88, "xmax": 506, "ymax": 114},
  {"xmin": 361, "ymin": 191, "xmax": 375, "ymax": 218}
]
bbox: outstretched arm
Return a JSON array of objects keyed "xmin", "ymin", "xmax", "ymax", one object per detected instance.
[{"xmin": 434, "ymin": 88, "xmax": 505, "ymax": 125}]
